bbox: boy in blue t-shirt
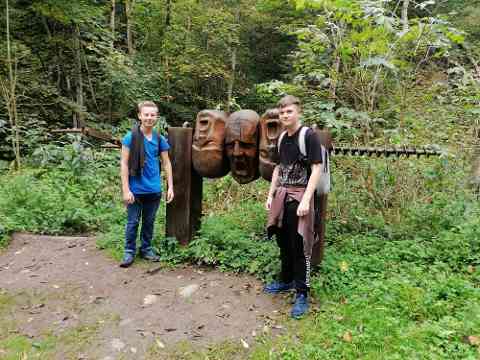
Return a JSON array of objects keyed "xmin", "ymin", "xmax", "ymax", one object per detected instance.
[{"xmin": 119, "ymin": 101, "xmax": 174, "ymax": 268}]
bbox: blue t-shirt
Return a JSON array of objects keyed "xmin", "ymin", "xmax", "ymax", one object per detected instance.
[{"xmin": 122, "ymin": 131, "xmax": 170, "ymax": 194}]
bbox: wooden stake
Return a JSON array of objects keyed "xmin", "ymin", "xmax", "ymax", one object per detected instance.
[{"xmin": 166, "ymin": 127, "xmax": 203, "ymax": 245}]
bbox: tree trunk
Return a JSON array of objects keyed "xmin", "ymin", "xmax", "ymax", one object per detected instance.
[
  {"xmin": 226, "ymin": 47, "xmax": 237, "ymax": 113},
  {"xmin": 82, "ymin": 49, "xmax": 99, "ymax": 113},
  {"xmin": 165, "ymin": 0, "xmax": 172, "ymax": 27},
  {"xmin": 109, "ymin": 0, "xmax": 115, "ymax": 121},
  {"xmin": 227, "ymin": 7, "xmax": 240, "ymax": 113},
  {"xmin": 125, "ymin": 0, "xmax": 136, "ymax": 55},
  {"xmin": 401, "ymin": 0, "xmax": 410, "ymax": 34},
  {"xmin": 110, "ymin": 0, "xmax": 116, "ymax": 42},
  {"xmin": 470, "ymin": 127, "xmax": 480, "ymax": 191},
  {"xmin": 74, "ymin": 24, "xmax": 84, "ymax": 128},
  {"xmin": 3, "ymin": 0, "xmax": 20, "ymax": 169}
]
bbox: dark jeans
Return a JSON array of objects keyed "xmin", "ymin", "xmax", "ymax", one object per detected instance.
[
  {"xmin": 124, "ymin": 192, "xmax": 161, "ymax": 256},
  {"xmin": 276, "ymin": 199, "xmax": 310, "ymax": 295}
]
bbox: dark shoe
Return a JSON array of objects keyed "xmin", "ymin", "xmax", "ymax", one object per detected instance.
[
  {"xmin": 119, "ymin": 253, "xmax": 135, "ymax": 268},
  {"xmin": 140, "ymin": 250, "xmax": 160, "ymax": 262},
  {"xmin": 264, "ymin": 281, "xmax": 295, "ymax": 294},
  {"xmin": 291, "ymin": 293, "xmax": 309, "ymax": 319}
]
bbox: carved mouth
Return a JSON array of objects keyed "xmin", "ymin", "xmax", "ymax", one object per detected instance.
[
  {"xmin": 233, "ymin": 160, "xmax": 248, "ymax": 175},
  {"xmin": 266, "ymin": 121, "xmax": 279, "ymax": 140}
]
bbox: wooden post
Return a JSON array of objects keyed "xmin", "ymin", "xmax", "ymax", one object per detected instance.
[
  {"xmin": 166, "ymin": 127, "xmax": 203, "ymax": 245},
  {"xmin": 311, "ymin": 129, "xmax": 332, "ymax": 266},
  {"xmin": 311, "ymin": 194, "xmax": 327, "ymax": 266}
]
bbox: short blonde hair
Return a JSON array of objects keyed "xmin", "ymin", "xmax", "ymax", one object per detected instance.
[
  {"xmin": 277, "ymin": 95, "xmax": 302, "ymax": 111},
  {"xmin": 137, "ymin": 101, "xmax": 158, "ymax": 113}
]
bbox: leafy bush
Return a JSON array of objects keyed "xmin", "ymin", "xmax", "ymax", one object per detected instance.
[{"xmin": 0, "ymin": 143, "xmax": 124, "ymax": 245}]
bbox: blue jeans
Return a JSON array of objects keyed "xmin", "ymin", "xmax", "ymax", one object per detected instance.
[{"xmin": 124, "ymin": 193, "xmax": 161, "ymax": 256}]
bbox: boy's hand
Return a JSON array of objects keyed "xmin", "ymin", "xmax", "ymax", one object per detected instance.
[
  {"xmin": 297, "ymin": 199, "xmax": 310, "ymax": 217},
  {"xmin": 265, "ymin": 195, "xmax": 273, "ymax": 210},
  {"xmin": 123, "ymin": 190, "xmax": 135, "ymax": 205},
  {"xmin": 166, "ymin": 188, "xmax": 174, "ymax": 203}
]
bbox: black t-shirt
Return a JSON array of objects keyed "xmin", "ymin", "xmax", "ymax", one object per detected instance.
[{"xmin": 277, "ymin": 126, "xmax": 322, "ymax": 187}]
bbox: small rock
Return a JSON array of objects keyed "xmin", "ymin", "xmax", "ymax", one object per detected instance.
[
  {"xmin": 143, "ymin": 294, "xmax": 158, "ymax": 306},
  {"xmin": 342, "ymin": 331, "xmax": 353, "ymax": 342},
  {"xmin": 241, "ymin": 338, "xmax": 249, "ymax": 349},
  {"xmin": 111, "ymin": 338, "xmax": 126, "ymax": 351},
  {"xmin": 130, "ymin": 347, "xmax": 137, "ymax": 353},
  {"xmin": 119, "ymin": 318, "xmax": 133, "ymax": 327},
  {"xmin": 466, "ymin": 335, "xmax": 480, "ymax": 346},
  {"xmin": 178, "ymin": 284, "xmax": 200, "ymax": 298},
  {"xmin": 156, "ymin": 339, "xmax": 166, "ymax": 349}
]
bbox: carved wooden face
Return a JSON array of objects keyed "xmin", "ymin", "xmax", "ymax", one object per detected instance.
[
  {"xmin": 259, "ymin": 108, "xmax": 283, "ymax": 181},
  {"xmin": 192, "ymin": 110, "xmax": 229, "ymax": 178},
  {"xmin": 225, "ymin": 110, "xmax": 260, "ymax": 184}
]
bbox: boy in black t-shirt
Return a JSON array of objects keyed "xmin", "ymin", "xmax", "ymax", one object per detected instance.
[{"xmin": 265, "ymin": 95, "xmax": 322, "ymax": 319}]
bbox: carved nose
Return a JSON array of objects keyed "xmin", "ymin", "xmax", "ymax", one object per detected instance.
[{"xmin": 233, "ymin": 141, "xmax": 241, "ymax": 156}]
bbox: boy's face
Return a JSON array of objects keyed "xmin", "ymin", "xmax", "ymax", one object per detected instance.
[
  {"xmin": 279, "ymin": 104, "xmax": 301, "ymax": 129},
  {"xmin": 138, "ymin": 106, "xmax": 158, "ymax": 128}
]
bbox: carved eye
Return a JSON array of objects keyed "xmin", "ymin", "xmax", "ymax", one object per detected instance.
[{"xmin": 240, "ymin": 142, "xmax": 256, "ymax": 149}]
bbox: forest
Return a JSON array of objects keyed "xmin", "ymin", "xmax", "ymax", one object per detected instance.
[{"xmin": 0, "ymin": 0, "xmax": 480, "ymax": 358}]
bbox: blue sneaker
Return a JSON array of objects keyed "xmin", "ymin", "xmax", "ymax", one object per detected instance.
[
  {"xmin": 291, "ymin": 293, "xmax": 309, "ymax": 319},
  {"xmin": 139, "ymin": 250, "xmax": 160, "ymax": 262},
  {"xmin": 264, "ymin": 281, "xmax": 295, "ymax": 294},
  {"xmin": 120, "ymin": 253, "xmax": 134, "ymax": 268}
]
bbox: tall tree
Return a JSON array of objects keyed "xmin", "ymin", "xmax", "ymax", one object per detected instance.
[
  {"xmin": 74, "ymin": 24, "xmax": 84, "ymax": 128},
  {"xmin": 125, "ymin": 0, "xmax": 136, "ymax": 55},
  {"xmin": 0, "ymin": 0, "xmax": 20, "ymax": 168}
]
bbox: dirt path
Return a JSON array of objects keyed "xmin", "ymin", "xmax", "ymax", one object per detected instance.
[{"xmin": 0, "ymin": 233, "xmax": 288, "ymax": 359}]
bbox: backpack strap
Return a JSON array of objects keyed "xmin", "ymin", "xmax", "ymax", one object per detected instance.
[
  {"xmin": 298, "ymin": 126, "xmax": 308, "ymax": 156},
  {"xmin": 277, "ymin": 130, "xmax": 287, "ymax": 154}
]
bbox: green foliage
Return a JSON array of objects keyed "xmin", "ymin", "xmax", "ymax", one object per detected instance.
[
  {"xmin": 188, "ymin": 199, "xmax": 279, "ymax": 279},
  {"xmin": 0, "ymin": 142, "xmax": 123, "ymax": 245},
  {"xmin": 0, "ymin": 0, "xmax": 480, "ymax": 357}
]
